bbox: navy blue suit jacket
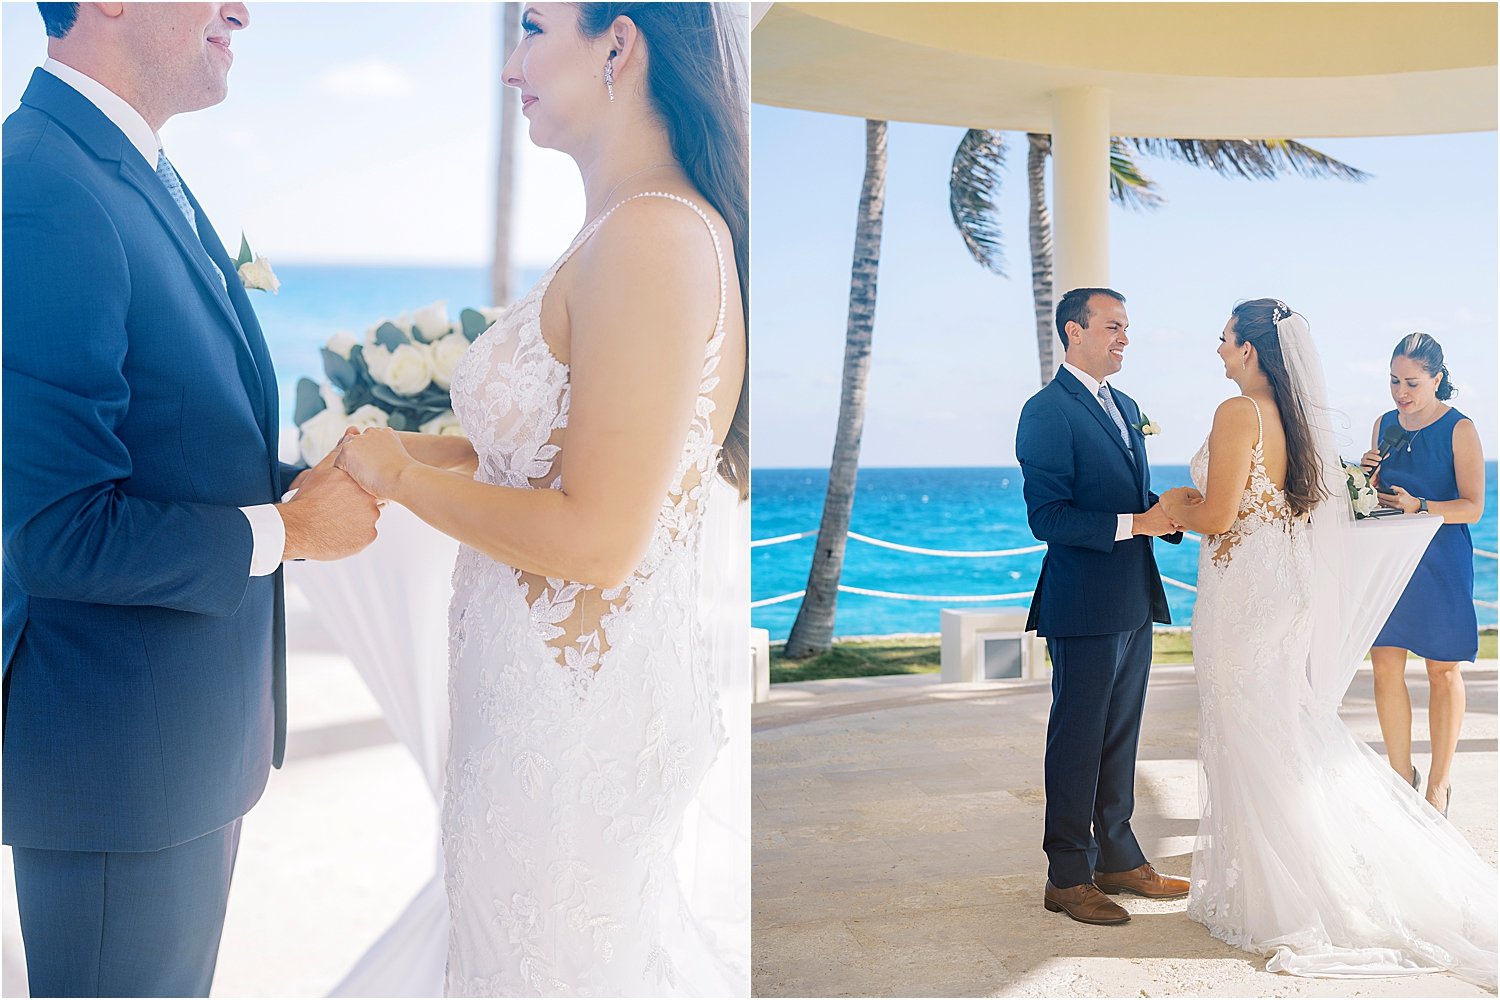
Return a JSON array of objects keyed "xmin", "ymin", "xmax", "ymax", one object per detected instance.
[
  {"xmin": 1016, "ymin": 366, "xmax": 1178, "ymax": 638},
  {"xmin": 3, "ymin": 69, "xmax": 296, "ymax": 852}
]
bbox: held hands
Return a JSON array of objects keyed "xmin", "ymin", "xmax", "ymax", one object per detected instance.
[
  {"xmin": 1141, "ymin": 487, "xmax": 1202, "ymax": 536},
  {"xmin": 333, "ymin": 426, "xmax": 415, "ymax": 500},
  {"xmin": 1133, "ymin": 500, "xmax": 1186, "ymax": 538},
  {"xmin": 279, "ymin": 434, "xmax": 381, "ymax": 561}
]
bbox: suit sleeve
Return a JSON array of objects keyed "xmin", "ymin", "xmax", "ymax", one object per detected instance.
[
  {"xmin": 2, "ymin": 161, "xmax": 254, "ymax": 614},
  {"xmin": 278, "ymin": 462, "xmax": 305, "ymax": 496},
  {"xmin": 1016, "ymin": 396, "xmax": 1117, "ymax": 553},
  {"xmin": 1146, "ymin": 491, "xmax": 1184, "ymax": 545}
]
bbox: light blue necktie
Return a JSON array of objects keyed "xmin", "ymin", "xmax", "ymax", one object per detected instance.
[
  {"xmin": 155, "ymin": 150, "xmax": 226, "ymax": 290},
  {"xmin": 1097, "ymin": 384, "xmax": 1132, "ymax": 450}
]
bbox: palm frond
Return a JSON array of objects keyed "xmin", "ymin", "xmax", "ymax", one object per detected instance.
[
  {"xmin": 949, "ymin": 128, "xmax": 1006, "ymax": 276},
  {"xmin": 1109, "ymin": 138, "xmax": 1163, "ymax": 211},
  {"xmin": 1125, "ymin": 137, "xmax": 1370, "ymax": 182}
]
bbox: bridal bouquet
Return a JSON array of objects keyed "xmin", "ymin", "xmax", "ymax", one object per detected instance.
[
  {"xmin": 1342, "ymin": 460, "xmax": 1381, "ymax": 519},
  {"xmin": 295, "ymin": 301, "xmax": 499, "ymax": 466}
]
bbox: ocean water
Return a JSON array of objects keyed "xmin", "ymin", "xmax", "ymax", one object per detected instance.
[
  {"xmin": 752, "ymin": 465, "xmax": 1500, "ymax": 641},
  {"xmin": 247, "ymin": 267, "xmax": 1499, "ymax": 642},
  {"xmin": 253, "ymin": 263, "xmax": 543, "ymax": 427}
]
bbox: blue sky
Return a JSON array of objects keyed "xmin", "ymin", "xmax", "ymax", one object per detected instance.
[
  {"xmin": 751, "ymin": 107, "xmax": 1498, "ymax": 465},
  {"xmin": 2, "ymin": 3, "xmax": 586, "ymax": 267}
]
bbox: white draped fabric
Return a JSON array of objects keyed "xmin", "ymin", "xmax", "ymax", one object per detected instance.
[{"xmin": 289, "ymin": 483, "xmax": 751, "ymax": 997}]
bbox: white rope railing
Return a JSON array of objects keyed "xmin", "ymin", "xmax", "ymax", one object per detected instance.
[
  {"xmin": 751, "ymin": 528, "xmax": 1493, "ymax": 611},
  {"xmin": 750, "ymin": 530, "xmax": 817, "ymax": 548},
  {"xmin": 847, "ymin": 532, "xmax": 1045, "ymax": 558}
]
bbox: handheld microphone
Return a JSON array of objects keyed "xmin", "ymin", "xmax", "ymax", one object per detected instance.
[{"xmin": 1377, "ymin": 425, "xmax": 1411, "ymax": 459}]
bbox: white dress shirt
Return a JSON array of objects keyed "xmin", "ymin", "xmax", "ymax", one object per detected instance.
[
  {"xmin": 42, "ymin": 59, "xmax": 286, "ymax": 576},
  {"xmin": 1060, "ymin": 361, "xmax": 1136, "ymax": 543}
]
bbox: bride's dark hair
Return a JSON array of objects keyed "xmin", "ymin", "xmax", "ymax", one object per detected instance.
[
  {"xmin": 1229, "ymin": 298, "xmax": 1329, "ymax": 518},
  {"xmin": 577, "ymin": 3, "xmax": 749, "ymax": 499}
]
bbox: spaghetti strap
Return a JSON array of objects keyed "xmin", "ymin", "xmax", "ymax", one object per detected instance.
[
  {"xmin": 556, "ymin": 191, "xmax": 729, "ymax": 348},
  {"xmin": 1245, "ymin": 396, "xmax": 1264, "ymax": 448}
]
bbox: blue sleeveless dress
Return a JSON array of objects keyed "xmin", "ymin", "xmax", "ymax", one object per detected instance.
[{"xmin": 1371, "ymin": 407, "xmax": 1479, "ymax": 661}]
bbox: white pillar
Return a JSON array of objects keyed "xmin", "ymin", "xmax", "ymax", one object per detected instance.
[{"xmin": 1051, "ymin": 87, "xmax": 1111, "ymax": 296}]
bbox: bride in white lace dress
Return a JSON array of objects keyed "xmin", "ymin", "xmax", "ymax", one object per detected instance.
[
  {"xmin": 1160, "ymin": 299, "xmax": 1496, "ymax": 988},
  {"xmin": 335, "ymin": 4, "xmax": 748, "ymax": 995}
]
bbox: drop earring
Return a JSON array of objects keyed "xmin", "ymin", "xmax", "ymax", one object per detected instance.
[{"xmin": 604, "ymin": 53, "xmax": 615, "ymax": 102}]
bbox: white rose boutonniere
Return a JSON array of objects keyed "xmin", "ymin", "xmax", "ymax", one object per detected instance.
[
  {"xmin": 234, "ymin": 234, "xmax": 280, "ymax": 294},
  {"xmin": 1134, "ymin": 413, "xmax": 1161, "ymax": 436}
]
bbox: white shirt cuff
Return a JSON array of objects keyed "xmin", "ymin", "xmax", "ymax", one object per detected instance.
[
  {"xmin": 240, "ymin": 503, "xmax": 286, "ymax": 577},
  {"xmin": 1116, "ymin": 513, "xmax": 1134, "ymax": 542}
]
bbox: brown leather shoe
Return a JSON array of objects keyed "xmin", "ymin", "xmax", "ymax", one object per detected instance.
[
  {"xmin": 1093, "ymin": 862, "xmax": 1189, "ymax": 899},
  {"xmin": 1043, "ymin": 880, "xmax": 1131, "ymax": 925}
]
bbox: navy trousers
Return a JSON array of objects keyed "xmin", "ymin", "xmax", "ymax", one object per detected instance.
[
  {"xmin": 1043, "ymin": 621, "xmax": 1153, "ymax": 888},
  {"xmin": 12, "ymin": 818, "xmax": 242, "ymax": 998}
]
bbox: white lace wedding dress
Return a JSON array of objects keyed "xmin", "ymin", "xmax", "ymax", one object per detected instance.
[
  {"xmin": 1186, "ymin": 399, "xmax": 1496, "ymax": 987},
  {"xmin": 441, "ymin": 193, "xmax": 741, "ymax": 997}
]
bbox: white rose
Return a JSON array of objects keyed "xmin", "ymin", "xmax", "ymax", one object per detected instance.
[
  {"xmin": 318, "ymin": 382, "xmax": 346, "ymax": 417},
  {"xmin": 419, "ymin": 410, "xmax": 466, "ymax": 437},
  {"xmin": 411, "ymin": 301, "xmax": 452, "ymax": 343},
  {"xmin": 237, "ymin": 254, "xmax": 280, "ymax": 294},
  {"xmin": 345, "ymin": 404, "xmax": 390, "ymax": 430},
  {"xmin": 298, "ymin": 406, "xmax": 348, "ymax": 467},
  {"xmin": 429, "ymin": 332, "xmax": 471, "ymax": 390},
  {"xmin": 378, "ymin": 342, "xmax": 433, "ymax": 395},
  {"xmin": 1354, "ymin": 490, "xmax": 1380, "ymax": 516},
  {"xmin": 479, "ymin": 305, "xmax": 508, "ymax": 325},
  {"xmin": 326, "ymin": 331, "xmax": 358, "ymax": 360},
  {"xmin": 363, "ymin": 343, "xmax": 392, "ymax": 382},
  {"xmin": 1142, "ymin": 421, "xmax": 1161, "ymax": 436}
]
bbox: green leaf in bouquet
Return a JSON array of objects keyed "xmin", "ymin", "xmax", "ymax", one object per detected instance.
[
  {"xmin": 368, "ymin": 382, "xmax": 418, "ymax": 409},
  {"xmin": 388, "ymin": 411, "xmax": 412, "ymax": 432},
  {"xmin": 321, "ymin": 348, "xmax": 359, "ymax": 393},
  {"xmin": 373, "ymin": 322, "xmax": 409, "ymax": 351},
  {"xmin": 293, "ymin": 377, "xmax": 327, "ymax": 426},
  {"xmin": 460, "ymin": 308, "xmax": 491, "ymax": 342},
  {"xmin": 342, "ymin": 384, "xmax": 373, "ymax": 413},
  {"xmin": 236, "ymin": 234, "xmax": 253, "ymax": 269}
]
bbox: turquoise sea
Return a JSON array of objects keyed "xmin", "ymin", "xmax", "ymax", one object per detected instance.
[
  {"xmin": 251, "ymin": 266, "xmax": 1498, "ymax": 642},
  {"xmin": 751, "ymin": 466, "xmax": 1500, "ymax": 641}
]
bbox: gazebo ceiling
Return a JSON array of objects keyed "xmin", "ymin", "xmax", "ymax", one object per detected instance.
[{"xmin": 752, "ymin": 3, "xmax": 1498, "ymax": 138}]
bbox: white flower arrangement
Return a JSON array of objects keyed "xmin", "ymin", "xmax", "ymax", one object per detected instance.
[
  {"xmin": 295, "ymin": 300, "xmax": 497, "ymax": 465},
  {"xmin": 1343, "ymin": 460, "xmax": 1381, "ymax": 519},
  {"xmin": 1134, "ymin": 413, "xmax": 1161, "ymax": 436}
]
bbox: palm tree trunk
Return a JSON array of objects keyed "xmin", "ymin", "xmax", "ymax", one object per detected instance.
[
  {"xmin": 491, "ymin": 2, "xmax": 522, "ymax": 306},
  {"xmin": 783, "ymin": 119, "xmax": 888, "ymax": 659},
  {"xmin": 1027, "ymin": 132, "xmax": 1055, "ymax": 387}
]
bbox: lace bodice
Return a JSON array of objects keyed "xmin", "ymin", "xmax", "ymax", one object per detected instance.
[
  {"xmin": 1189, "ymin": 397, "xmax": 1299, "ymax": 567},
  {"xmin": 447, "ymin": 191, "xmax": 728, "ymax": 674}
]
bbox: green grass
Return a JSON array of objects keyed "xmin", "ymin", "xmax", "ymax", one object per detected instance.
[{"xmin": 770, "ymin": 628, "xmax": 1497, "ymax": 683}]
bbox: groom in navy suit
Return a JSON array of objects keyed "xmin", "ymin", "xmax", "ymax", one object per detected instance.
[
  {"xmin": 3, "ymin": 4, "xmax": 381, "ymax": 995},
  {"xmin": 1016, "ymin": 288, "xmax": 1190, "ymax": 925}
]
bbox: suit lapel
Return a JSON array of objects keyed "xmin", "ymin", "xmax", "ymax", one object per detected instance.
[{"xmin": 1057, "ymin": 367, "xmax": 1136, "ymax": 468}]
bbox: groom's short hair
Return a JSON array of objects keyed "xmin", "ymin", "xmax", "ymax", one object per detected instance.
[
  {"xmin": 37, "ymin": 3, "xmax": 79, "ymax": 39},
  {"xmin": 1055, "ymin": 287, "xmax": 1126, "ymax": 350}
]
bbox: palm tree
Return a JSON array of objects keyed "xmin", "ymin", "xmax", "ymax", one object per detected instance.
[
  {"xmin": 491, "ymin": 2, "xmax": 522, "ymax": 306},
  {"xmin": 783, "ymin": 119, "xmax": 888, "ymax": 659},
  {"xmin": 949, "ymin": 133, "xmax": 1369, "ymax": 386}
]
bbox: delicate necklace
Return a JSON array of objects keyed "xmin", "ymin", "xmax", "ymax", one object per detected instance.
[{"xmin": 595, "ymin": 162, "xmax": 674, "ymax": 214}]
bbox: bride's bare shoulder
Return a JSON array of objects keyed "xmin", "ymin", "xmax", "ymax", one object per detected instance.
[{"xmin": 1211, "ymin": 394, "xmax": 1260, "ymax": 431}]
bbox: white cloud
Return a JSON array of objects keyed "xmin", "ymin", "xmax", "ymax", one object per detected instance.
[{"xmin": 318, "ymin": 59, "xmax": 414, "ymax": 100}]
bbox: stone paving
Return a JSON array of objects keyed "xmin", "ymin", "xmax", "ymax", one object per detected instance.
[{"xmin": 752, "ymin": 662, "xmax": 1498, "ymax": 998}]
